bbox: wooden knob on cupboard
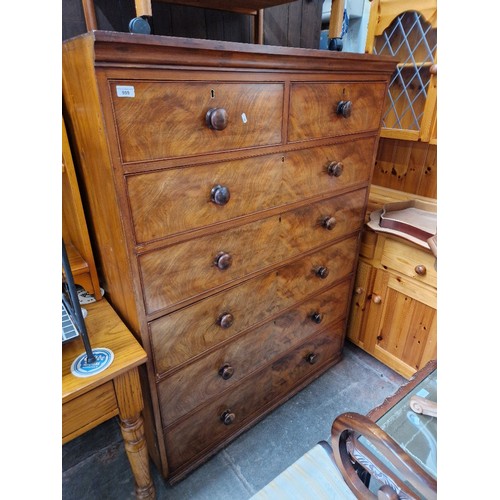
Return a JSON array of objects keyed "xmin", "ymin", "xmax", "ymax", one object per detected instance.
[
  {"xmin": 305, "ymin": 353, "xmax": 318, "ymax": 365},
  {"xmin": 311, "ymin": 312, "xmax": 323, "ymax": 324},
  {"xmin": 220, "ymin": 409, "xmax": 235, "ymax": 425},
  {"xmin": 206, "ymin": 108, "xmax": 228, "ymax": 130},
  {"xmin": 372, "ymin": 295, "xmax": 382, "ymax": 304},
  {"xmin": 415, "ymin": 264, "xmax": 427, "ymax": 276},
  {"xmin": 321, "ymin": 216, "xmax": 337, "ymax": 230},
  {"xmin": 217, "ymin": 312, "xmax": 234, "ymax": 329},
  {"xmin": 326, "ymin": 161, "xmax": 344, "ymax": 177},
  {"xmin": 336, "ymin": 100, "xmax": 352, "ymax": 118},
  {"xmin": 210, "ymin": 184, "xmax": 230, "ymax": 205},
  {"xmin": 314, "ymin": 266, "xmax": 329, "ymax": 279},
  {"xmin": 218, "ymin": 363, "xmax": 234, "ymax": 380},
  {"xmin": 214, "ymin": 252, "xmax": 232, "ymax": 270}
]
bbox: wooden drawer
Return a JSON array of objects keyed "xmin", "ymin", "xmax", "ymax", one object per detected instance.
[
  {"xmin": 288, "ymin": 82, "xmax": 387, "ymax": 142},
  {"xmin": 149, "ymin": 256, "xmax": 354, "ymax": 375},
  {"xmin": 140, "ymin": 200, "xmax": 363, "ymax": 315},
  {"xmin": 62, "ymin": 382, "xmax": 118, "ymax": 441},
  {"xmin": 380, "ymin": 238, "xmax": 437, "ymax": 288},
  {"xmin": 127, "ymin": 138, "xmax": 375, "ymax": 243},
  {"xmin": 157, "ymin": 280, "xmax": 350, "ymax": 425},
  {"xmin": 110, "ymin": 80, "xmax": 284, "ymax": 163},
  {"xmin": 163, "ymin": 324, "xmax": 344, "ymax": 473}
]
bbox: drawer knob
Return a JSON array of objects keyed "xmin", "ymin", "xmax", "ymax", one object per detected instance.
[
  {"xmin": 220, "ymin": 409, "xmax": 235, "ymax": 425},
  {"xmin": 217, "ymin": 312, "xmax": 234, "ymax": 329},
  {"xmin": 321, "ymin": 216, "xmax": 337, "ymax": 230},
  {"xmin": 415, "ymin": 264, "xmax": 427, "ymax": 276},
  {"xmin": 314, "ymin": 266, "xmax": 329, "ymax": 279},
  {"xmin": 214, "ymin": 252, "xmax": 232, "ymax": 270},
  {"xmin": 218, "ymin": 363, "xmax": 235, "ymax": 380},
  {"xmin": 326, "ymin": 161, "xmax": 344, "ymax": 177},
  {"xmin": 372, "ymin": 295, "xmax": 382, "ymax": 304},
  {"xmin": 336, "ymin": 100, "xmax": 352, "ymax": 118},
  {"xmin": 305, "ymin": 353, "xmax": 318, "ymax": 365},
  {"xmin": 210, "ymin": 184, "xmax": 230, "ymax": 205},
  {"xmin": 355, "ymin": 287, "xmax": 364, "ymax": 295},
  {"xmin": 311, "ymin": 312, "xmax": 323, "ymax": 324},
  {"xmin": 206, "ymin": 107, "xmax": 228, "ymax": 130}
]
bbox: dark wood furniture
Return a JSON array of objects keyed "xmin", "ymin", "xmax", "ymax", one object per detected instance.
[
  {"xmin": 332, "ymin": 359, "xmax": 437, "ymax": 499},
  {"xmin": 81, "ymin": 0, "xmax": 296, "ymax": 43},
  {"xmin": 62, "ymin": 298, "xmax": 155, "ymax": 499},
  {"xmin": 63, "ymin": 31, "xmax": 396, "ymax": 483}
]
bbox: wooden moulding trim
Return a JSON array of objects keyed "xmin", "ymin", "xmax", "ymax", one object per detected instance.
[{"xmin": 70, "ymin": 31, "xmax": 398, "ymax": 74}]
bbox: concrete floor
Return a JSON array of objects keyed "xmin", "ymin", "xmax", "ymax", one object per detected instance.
[{"xmin": 62, "ymin": 341, "xmax": 405, "ymax": 499}]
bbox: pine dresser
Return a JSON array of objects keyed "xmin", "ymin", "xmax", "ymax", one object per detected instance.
[{"xmin": 62, "ymin": 31, "xmax": 396, "ymax": 483}]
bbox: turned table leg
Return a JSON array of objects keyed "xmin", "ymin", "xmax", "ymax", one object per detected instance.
[{"xmin": 113, "ymin": 369, "xmax": 156, "ymax": 500}]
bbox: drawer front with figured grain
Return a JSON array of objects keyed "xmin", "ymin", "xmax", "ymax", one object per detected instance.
[
  {"xmin": 140, "ymin": 199, "xmax": 363, "ymax": 315},
  {"xmin": 163, "ymin": 323, "xmax": 344, "ymax": 473},
  {"xmin": 110, "ymin": 80, "xmax": 284, "ymax": 163},
  {"xmin": 381, "ymin": 238, "xmax": 437, "ymax": 288},
  {"xmin": 288, "ymin": 82, "xmax": 387, "ymax": 142},
  {"xmin": 127, "ymin": 139, "xmax": 375, "ymax": 243},
  {"xmin": 149, "ymin": 264, "xmax": 353, "ymax": 377},
  {"xmin": 157, "ymin": 280, "xmax": 351, "ymax": 425}
]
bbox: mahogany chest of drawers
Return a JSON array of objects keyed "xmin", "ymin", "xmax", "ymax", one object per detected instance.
[{"xmin": 62, "ymin": 31, "xmax": 396, "ymax": 483}]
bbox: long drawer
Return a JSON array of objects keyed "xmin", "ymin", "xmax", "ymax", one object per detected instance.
[
  {"xmin": 139, "ymin": 199, "xmax": 363, "ymax": 315},
  {"xmin": 127, "ymin": 138, "xmax": 375, "ymax": 243},
  {"xmin": 109, "ymin": 80, "xmax": 284, "ymax": 163},
  {"xmin": 288, "ymin": 82, "xmax": 387, "ymax": 142},
  {"xmin": 149, "ymin": 263, "xmax": 354, "ymax": 377},
  {"xmin": 163, "ymin": 324, "xmax": 344, "ymax": 473},
  {"xmin": 157, "ymin": 280, "xmax": 350, "ymax": 425}
]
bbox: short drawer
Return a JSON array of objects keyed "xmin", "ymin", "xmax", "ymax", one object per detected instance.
[
  {"xmin": 288, "ymin": 82, "xmax": 387, "ymax": 142},
  {"xmin": 163, "ymin": 324, "xmax": 344, "ymax": 473},
  {"xmin": 380, "ymin": 237, "xmax": 437, "ymax": 288},
  {"xmin": 140, "ymin": 199, "xmax": 363, "ymax": 315},
  {"xmin": 110, "ymin": 80, "xmax": 284, "ymax": 163},
  {"xmin": 127, "ymin": 138, "xmax": 375, "ymax": 244},
  {"xmin": 156, "ymin": 280, "xmax": 351, "ymax": 425},
  {"xmin": 62, "ymin": 382, "xmax": 118, "ymax": 441}
]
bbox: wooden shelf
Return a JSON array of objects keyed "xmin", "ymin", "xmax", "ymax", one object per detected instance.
[{"xmin": 62, "ymin": 117, "xmax": 102, "ymax": 299}]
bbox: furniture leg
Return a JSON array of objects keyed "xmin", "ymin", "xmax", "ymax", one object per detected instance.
[
  {"xmin": 81, "ymin": 0, "xmax": 98, "ymax": 30},
  {"xmin": 113, "ymin": 369, "xmax": 156, "ymax": 500}
]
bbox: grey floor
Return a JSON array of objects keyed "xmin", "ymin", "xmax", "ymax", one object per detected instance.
[{"xmin": 62, "ymin": 341, "xmax": 406, "ymax": 499}]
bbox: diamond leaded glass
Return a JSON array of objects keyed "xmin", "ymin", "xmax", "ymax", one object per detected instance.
[{"xmin": 373, "ymin": 11, "xmax": 437, "ymax": 132}]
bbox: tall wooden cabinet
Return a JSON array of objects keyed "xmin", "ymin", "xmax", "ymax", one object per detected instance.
[
  {"xmin": 365, "ymin": 0, "xmax": 437, "ymax": 144},
  {"xmin": 63, "ymin": 31, "xmax": 395, "ymax": 482}
]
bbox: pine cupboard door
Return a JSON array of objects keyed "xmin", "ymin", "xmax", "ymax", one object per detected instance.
[
  {"xmin": 365, "ymin": 0, "xmax": 437, "ymax": 143},
  {"xmin": 364, "ymin": 267, "xmax": 437, "ymax": 379},
  {"xmin": 346, "ymin": 258, "xmax": 374, "ymax": 350}
]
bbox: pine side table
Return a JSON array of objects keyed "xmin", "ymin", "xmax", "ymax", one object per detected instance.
[{"xmin": 62, "ymin": 298, "xmax": 155, "ymax": 499}]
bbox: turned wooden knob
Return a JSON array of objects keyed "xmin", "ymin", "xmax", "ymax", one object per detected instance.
[
  {"xmin": 336, "ymin": 100, "xmax": 352, "ymax": 118},
  {"xmin": 206, "ymin": 108, "xmax": 228, "ymax": 130},
  {"xmin": 372, "ymin": 295, "xmax": 382, "ymax": 304},
  {"xmin": 210, "ymin": 184, "xmax": 230, "ymax": 205},
  {"xmin": 326, "ymin": 161, "xmax": 344, "ymax": 177},
  {"xmin": 217, "ymin": 312, "xmax": 234, "ymax": 329},
  {"xmin": 218, "ymin": 363, "xmax": 234, "ymax": 380},
  {"xmin": 314, "ymin": 266, "xmax": 329, "ymax": 279},
  {"xmin": 311, "ymin": 312, "xmax": 323, "ymax": 324},
  {"xmin": 214, "ymin": 252, "xmax": 232, "ymax": 270},
  {"xmin": 305, "ymin": 353, "xmax": 318, "ymax": 365},
  {"xmin": 220, "ymin": 409, "xmax": 235, "ymax": 425},
  {"xmin": 321, "ymin": 216, "xmax": 337, "ymax": 230},
  {"xmin": 415, "ymin": 264, "xmax": 427, "ymax": 276}
]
